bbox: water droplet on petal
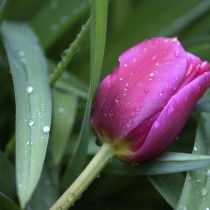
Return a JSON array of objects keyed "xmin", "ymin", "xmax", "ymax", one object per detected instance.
[
  {"xmin": 174, "ymin": 50, "xmax": 180, "ymax": 58},
  {"xmin": 133, "ymin": 58, "xmax": 136, "ymax": 63},
  {"xmin": 124, "ymin": 64, "xmax": 127, "ymax": 67},
  {"xmin": 193, "ymin": 145, "xmax": 198, "ymax": 151},
  {"xmin": 28, "ymin": 120, "xmax": 34, "ymax": 127},
  {"xmin": 144, "ymin": 88, "xmax": 149, "ymax": 94},
  {"xmin": 154, "ymin": 121, "xmax": 160, "ymax": 128},
  {"xmin": 158, "ymin": 91, "xmax": 164, "ymax": 96},
  {"xmin": 168, "ymin": 104, "xmax": 174, "ymax": 113},
  {"xmin": 119, "ymin": 76, "xmax": 123, "ymax": 81},
  {"xmin": 43, "ymin": 126, "xmax": 50, "ymax": 134},
  {"xmin": 115, "ymin": 97, "xmax": 120, "ymax": 103},
  {"xmin": 155, "ymin": 62, "xmax": 159, "ymax": 66},
  {"xmin": 126, "ymin": 120, "xmax": 132, "ymax": 128},
  {"xmin": 131, "ymin": 112, "xmax": 135, "ymax": 117},
  {"xmin": 26, "ymin": 85, "xmax": 34, "ymax": 94},
  {"xmin": 150, "ymin": 72, "xmax": 155, "ymax": 77}
]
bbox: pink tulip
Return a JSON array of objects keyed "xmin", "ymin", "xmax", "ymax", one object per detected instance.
[{"xmin": 91, "ymin": 37, "xmax": 210, "ymax": 162}]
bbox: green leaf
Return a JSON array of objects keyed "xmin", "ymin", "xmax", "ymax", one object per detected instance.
[
  {"xmin": 1, "ymin": 21, "xmax": 52, "ymax": 208},
  {"xmin": 51, "ymin": 89, "xmax": 78, "ymax": 165},
  {"xmin": 177, "ymin": 113, "xmax": 210, "ymax": 210},
  {"xmin": 62, "ymin": 0, "xmax": 108, "ymax": 187},
  {"xmin": 30, "ymin": 0, "xmax": 89, "ymax": 49},
  {"xmin": 0, "ymin": 151, "xmax": 15, "ymax": 198},
  {"xmin": 105, "ymin": 152, "xmax": 210, "ymax": 175},
  {"xmin": 0, "ymin": 192, "xmax": 21, "ymax": 210},
  {"xmin": 157, "ymin": 0, "xmax": 210, "ymax": 36},
  {"xmin": 0, "ymin": 0, "xmax": 9, "ymax": 24},
  {"xmin": 148, "ymin": 173, "xmax": 185, "ymax": 209},
  {"xmin": 28, "ymin": 160, "xmax": 59, "ymax": 210}
]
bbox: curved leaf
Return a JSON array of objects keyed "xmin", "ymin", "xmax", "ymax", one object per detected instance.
[{"xmin": 1, "ymin": 21, "xmax": 52, "ymax": 208}]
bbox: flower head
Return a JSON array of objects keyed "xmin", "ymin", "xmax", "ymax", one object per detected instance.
[{"xmin": 91, "ymin": 37, "xmax": 210, "ymax": 162}]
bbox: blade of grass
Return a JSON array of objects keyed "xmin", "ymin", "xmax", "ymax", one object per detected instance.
[
  {"xmin": 1, "ymin": 21, "xmax": 52, "ymax": 208},
  {"xmin": 50, "ymin": 89, "xmax": 78, "ymax": 165},
  {"xmin": 61, "ymin": 0, "xmax": 108, "ymax": 188},
  {"xmin": 30, "ymin": 0, "xmax": 89, "ymax": 49},
  {"xmin": 105, "ymin": 152, "xmax": 210, "ymax": 175},
  {"xmin": 49, "ymin": 18, "xmax": 90, "ymax": 87},
  {"xmin": 177, "ymin": 113, "xmax": 210, "ymax": 210}
]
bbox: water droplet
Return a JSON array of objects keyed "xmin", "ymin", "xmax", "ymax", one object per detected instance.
[
  {"xmin": 19, "ymin": 50, "xmax": 25, "ymax": 57},
  {"xmin": 20, "ymin": 58, "xmax": 27, "ymax": 64},
  {"xmin": 43, "ymin": 126, "xmax": 50, "ymax": 134},
  {"xmin": 90, "ymin": 163, "xmax": 94, "ymax": 167},
  {"xmin": 67, "ymin": 193, "xmax": 75, "ymax": 202},
  {"xmin": 168, "ymin": 104, "xmax": 174, "ymax": 113},
  {"xmin": 82, "ymin": 25, "xmax": 86, "ymax": 30},
  {"xmin": 28, "ymin": 120, "xmax": 34, "ymax": 127},
  {"xmin": 206, "ymin": 208, "xmax": 210, "ymax": 210},
  {"xmin": 26, "ymin": 85, "xmax": 34, "ymax": 94},
  {"xmin": 154, "ymin": 121, "xmax": 160, "ymax": 128},
  {"xmin": 119, "ymin": 76, "xmax": 123, "ymax": 81},
  {"xmin": 115, "ymin": 97, "xmax": 120, "ymax": 103},
  {"xmin": 152, "ymin": 55, "xmax": 157, "ymax": 60},
  {"xmin": 155, "ymin": 62, "xmax": 159, "ymax": 66},
  {"xmin": 124, "ymin": 83, "xmax": 129, "ymax": 91},
  {"xmin": 124, "ymin": 64, "xmax": 127, "ymax": 67},
  {"xmin": 18, "ymin": 184, "xmax": 23, "ymax": 188},
  {"xmin": 201, "ymin": 187, "xmax": 207, "ymax": 196},
  {"xmin": 206, "ymin": 170, "xmax": 210, "ymax": 176},
  {"xmin": 174, "ymin": 50, "xmax": 180, "ymax": 58},
  {"xmin": 158, "ymin": 91, "xmax": 164, "ymax": 96},
  {"xmin": 144, "ymin": 88, "xmax": 149, "ymax": 94},
  {"xmin": 131, "ymin": 112, "xmax": 135, "ymax": 117},
  {"xmin": 133, "ymin": 58, "xmax": 136, "ymax": 63},
  {"xmin": 58, "ymin": 107, "xmax": 65, "ymax": 114},
  {"xmin": 150, "ymin": 72, "xmax": 155, "ymax": 77},
  {"xmin": 193, "ymin": 145, "xmax": 198, "ymax": 151},
  {"xmin": 97, "ymin": 174, "xmax": 101, "ymax": 178},
  {"xmin": 126, "ymin": 120, "xmax": 132, "ymax": 128}
]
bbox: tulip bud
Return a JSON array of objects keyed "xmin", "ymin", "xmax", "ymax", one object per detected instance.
[{"xmin": 91, "ymin": 37, "xmax": 210, "ymax": 162}]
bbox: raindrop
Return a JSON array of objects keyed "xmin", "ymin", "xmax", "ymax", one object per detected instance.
[
  {"xmin": 115, "ymin": 97, "xmax": 120, "ymax": 103},
  {"xmin": 67, "ymin": 193, "xmax": 75, "ymax": 202},
  {"xmin": 18, "ymin": 184, "xmax": 23, "ymax": 189},
  {"xmin": 131, "ymin": 112, "xmax": 135, "ymax": 117},
  {"xmin": 126, "ymin": 120, "xmax": 132, "ymax": 128},
  {"xmin": 28, "ymin": 120, "xmax": 34, "ymax": 127},
  {"xmin": 158, "ymin": 91, "xmax": 164, "ymax": 96},
  {"xmin": 150, "ymin": 72, "xmax": 155, "ymax": 77},
  {"xmin": 20, "ymin": 58, "xmax": 27, "ymax": 64},
  {"xmin": 90, "ymin": 163, "xmax": 94, "ymax": 167},
  {"xmin": 154, "ymin": 121, "xmax": 160, "ymax": 128},
  {"xmin": 97, "ymin": 174, "xmax": 101, "ymax": 178},
  {"xmin": 174, "ymin": 50, "xmax": 180, "ymax": 58},
  {"xmin": 119, "ymin": 77, "xmax": 123, "ymax": 81},
  {"xmin": 43, "ymin": 126, "xmax": 50, "ymax": 134},
  {"xmin": 193, "ymin": 145, "xmax": 198, "ymax": 151},
  {"xmin": 19, "ymin": 50, "xmax": 25, "ymax": 57},
  {"xmin": 133, "ymin": 58, "xmax": 136, "ymax": 63},
  {"xmin": 155, "ymin": 62, "xmax": 159, "ymax": 66},
  {"xmin": 206, "ymin": 170, "xmax": 210, "ymax": 176},
  {"xmin": 201, "ymin": 187, "xmax": 207, "ymax": 196},
  {"xmin": 144, "ymin": 88, "xmax": 149, "ymax": 94},
  {"xmin": 58, "ymin": 107, "xmax": 65, "ymax": 114},
  {"xmin": 124, "ymin": 64, "xmax": 128, "ymax": 67},
  {"xmin": 206, "ymin": 208, "xmax": 210, "ymax": 210},
  {"xmin": 124, "ymin": 83, "xmax": 129, "ymax": 91},
  {"xmin": 168, "ymin": 104, "xmax": 174, "ymax": 113},
  {"xmin": 26, "ymin": 85, "xmax": 34, "ymax": 94}
]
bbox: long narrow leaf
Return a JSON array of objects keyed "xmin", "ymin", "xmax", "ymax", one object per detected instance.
[
  {"xmin": 1, "ymin": 21, "xmax": 52, "ymax": 208},
  {"xmin": 177, "ymin": 113, "xmax": 210, "ymax": 210},
  {"xmin": 105, "ymin": 152, "xmax": 210, "ymax": 175},
  {"xmin": 62, "ymin": 0, "xmax": 108, "ymax": 187}
]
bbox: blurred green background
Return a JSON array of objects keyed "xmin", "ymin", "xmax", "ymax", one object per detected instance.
[{"xmin": 1, "ymin": 0, "xmax": 210, "ymax": 209}]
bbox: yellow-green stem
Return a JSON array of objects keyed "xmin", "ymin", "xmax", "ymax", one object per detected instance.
[{"xmin": 49, "ymin": 143, "xmax": 114, "ymax": 210}]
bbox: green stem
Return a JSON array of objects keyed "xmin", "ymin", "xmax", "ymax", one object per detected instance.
[
  {"xmin": 49, "ymin": 143, "xmax": 115, "ymax": 210},
  {"xmin": 49, "ymin": 17, "xmax": 90, "ymax": 87}
]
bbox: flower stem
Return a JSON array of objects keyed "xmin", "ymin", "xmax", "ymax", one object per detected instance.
[{"xmin": 49, "ymin": 143, "xmax": 115, "ymax": 210}]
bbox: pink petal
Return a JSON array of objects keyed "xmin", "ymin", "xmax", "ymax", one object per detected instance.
[
  {"xmin": 128, "ymin": 71, "xmax": 210, "ymax": 162},
  {"xmin": 92, "ymin": 37, "xmax": 188, "ymax": 139}
]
